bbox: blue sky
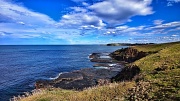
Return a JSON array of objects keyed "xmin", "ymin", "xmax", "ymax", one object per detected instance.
[{"xmin": 0, "ymin": 0, "xmax": 179, "ymax": 45}]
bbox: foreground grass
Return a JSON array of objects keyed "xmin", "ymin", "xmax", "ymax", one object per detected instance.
[
  {"xmin": 133, "ymin": 42, "xmax": 180, "ymax": 100},
  {"xmin": 21, "ymin": 82, "xmax": 135, "ymax": 101},
  {"xmin": 21, "ymin": 42, "xmax": 180, "ymax": 101}
]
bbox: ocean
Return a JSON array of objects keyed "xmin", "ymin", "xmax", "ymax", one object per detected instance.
[{"xmin": 0, "ymin": 45, "xmax": 125, "ymax": 101}]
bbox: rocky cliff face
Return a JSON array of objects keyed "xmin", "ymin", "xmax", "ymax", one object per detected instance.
[
  {"xmin": 110, "ymin": 47, "xmax": 148, "ymax": 82},
  {"xmin": 35, "ymin": 48, "xmax": 147, "ymax": 90},
  {"xmin": 110, "ymin": 48, "xmax": 147, "ymax": 63},
  {"xmin": 111, "ymin": 65, "xmax": 140, "ymax": 82}
]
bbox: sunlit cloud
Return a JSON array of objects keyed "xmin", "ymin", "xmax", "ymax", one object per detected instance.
[
  {"xmin": 0, "ymin": 0, "xmax": 179, "ymax": 44},
  {"xmin": 89, "ymin": 0, "xmax": 153, "ymax": 25}
]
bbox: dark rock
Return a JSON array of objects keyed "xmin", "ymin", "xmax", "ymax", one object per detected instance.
[
  {"xmin": 35, "ymin": 51, "xmax": 126, "ymax": 90},
  {"xmin": 89, "ymin": 53, "xmax": 100, "ymax": 59},
  {"xmin": 35, "ymin": 66, "xmax": 123, "ymax": 90},
  {"xmin": 55, "ymin": 72, "xmax": 84, "ymax": 82},
  {"xmin": 154, "ymin": 65, "xmax": 168, "ymax": 71},
  {"xmin": 89, "ymin": 52, "xmax": 116, "ymax": 63},
  {"xmin": 93, "ymin": 63, "xmax": 111, "ymax": 67},
  {"xmin": 110, "ymin": 48, "xmax": 148, "ymax": 63},
  {"xmin": 111, "ymin": 65, "xmax": 140, "ymax": 82},
  {"xmin": 90, "ymin": 58, "xmax": 113, "ymax": 63},
  {"xmin": 53, "ymin": 77, "xmax": 96, "ymax": 90},
  {"xmin": 35, "ymin": 80, "xmax": 53, "ymax": 89}
]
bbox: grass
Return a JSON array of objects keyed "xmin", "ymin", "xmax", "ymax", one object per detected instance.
[
  {"xmin": 132, "ymin": 41, "xmax": 180, "ymax": 52},
  {"xmin": 20, "ymin": 41, "xmax": 180, "ymax": 101},
  {"xmin": 134, "ymin": 43, "xmax": 180, "ymax": 72},
  {"xmin": 133, "ymin": 42, "xmax": 180, "ymax": 100},
  {"xmin": 20, "ymin": 88, "xmax": 75, "ymax": 101},
  {"xmin": 21, "ymin": 82, "xmax": 135, "ymax": 101}
]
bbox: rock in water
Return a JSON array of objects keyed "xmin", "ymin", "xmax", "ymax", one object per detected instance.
[
  {"xmin": 35, "ymin": 52, "xmax": 124, "ymax": 90},
  {"xmin": 35, "ymin": 66, "xmax": 123, "ymax": 90}
]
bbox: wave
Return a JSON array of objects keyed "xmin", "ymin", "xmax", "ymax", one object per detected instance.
[
  {"xmin": 49, "ymin": 72, "xmax": 68, "ymax": 80},
  {"xmin": 94, "ymin": 66, "xmax": 109, "ymax": 69}
]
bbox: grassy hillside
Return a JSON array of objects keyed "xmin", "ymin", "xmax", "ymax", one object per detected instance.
[
  {"xmin": 20, "ymin": 42, "xmax": 180, "ymax": 101},
  {"xmin": 132, "ymin": 41, "xmax": 180, "ymax": 52},
  {"xmin": 132, "ymin": 42, "xmax": 180, "ymax": 100}
]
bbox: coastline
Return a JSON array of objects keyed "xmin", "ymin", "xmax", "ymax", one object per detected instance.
[
  {"xmin": 11, "ymin": 42, "xmax": 180, "ymax": 101},
  {"xmin": 35, "ymin": 52, "xmax": 125, "ymax": 90},
  {"xmin": 11, "ymin": 46, "xmax": 144, "ymax": 100},
  {"xmin": 0, "ymin": 45, "xmax": 125, "ymax": 101},
  {"xmin": 10, "ymin": 50, "xmax": 126, "ymax": 100}
]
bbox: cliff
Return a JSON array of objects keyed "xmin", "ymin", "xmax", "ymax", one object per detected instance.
[{"xmin": 110, "ymin": 48, "xmax": 148, "ymax": 63}]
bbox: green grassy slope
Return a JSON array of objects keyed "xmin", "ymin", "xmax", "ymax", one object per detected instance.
[{"xmin": 133, "ymin": 42, "xmax": 180, "ymax": 100}]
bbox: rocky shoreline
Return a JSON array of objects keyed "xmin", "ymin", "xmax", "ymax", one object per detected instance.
[
  {"xmin": 35, "ymin": 52, "xmax": 125, "ymax": 90},
  {"xmin": 35, "ymin": 47, "xmax": 147, "ymax": 90},
  {"xmin": 11, "ymin": 47, "xmax": 149, "ymax": 100},
  {"xmin": 12, "ymin": 42, "xmax": 180, "ymax": 101}
]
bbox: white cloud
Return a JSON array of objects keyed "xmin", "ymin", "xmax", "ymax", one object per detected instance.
[
  {"xmin": 71, "ymin": 0, "xmax": 87, "ymax": 2},
  {"xmin": 0, "ymin": 0, "xmax": 179, "ymax": 44},
  {"xmin": 172, "ymin": 34, "xmax": 179, "ymax": 37},
  {"xmin": 167, "ymin": 0, "xmax": 180, "ymax": 3},
  {"xmin": 153, "ymin": 20, "xmax": 164, "ymax": 25},
  {"xmin": 58, "ymin": 12, "xmax": 106, "ymax": 29},
  {"xmin": 0, "ymin": 0, "xmax": 55, "ymax": 26},
  {"xmin": 167, "ymin": 0, "xmax": 180, "ymax": 6},
  {"xmin": 17, "ymin": 21, "xmax": 25, "ymax": 25},
  {"xmin": 58, "ymin": 0, "xmax": 153, "ymax": 29},
  {"xmin": 116, "ymin": 26, "xmax": 129, "ymax": 30},
  {"xmin": 150, "ymin": 21, "xmax": 180, "ymax": 29},
  {"xmin": 89, "ymin": 0, "xmax": 153, "ymax": 25},
  {"xmin": 0, "ymin": 31, "xmax": 6, "ymax": 36},
  {"xmin": 70, "ymin": 7, "xmax": 87, "ymax": 13},
  {"xmin": 0, "ymin": 0, "xmax": 84, "ymax": 42},
  {"xmin": 82, "ymin": 2, "xmax": 89, "ymax": 6}
]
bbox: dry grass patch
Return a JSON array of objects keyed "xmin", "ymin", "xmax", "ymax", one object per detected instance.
[{"xmin": 21, "ymin": 82, "xmax": 135, "ymax": 101}]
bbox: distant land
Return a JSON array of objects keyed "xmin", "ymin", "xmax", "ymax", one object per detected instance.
[{"xmin": 106, "ymin": 43, "xmax": 155, "ymax": 46}]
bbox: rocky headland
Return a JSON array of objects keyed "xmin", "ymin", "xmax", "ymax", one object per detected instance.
[
  {"xmin": 35, "ymin": 47, "xmax": 148, "ymax": 90},
  {"xmin": 35, "ymin": 52, "xmax": 125, "ymax": 90},
  {"xmin": 110, "ymin": 48, "xmax": 148, "ymax": 63},
  {"xmin": 17, "ymin": 42, "xmax": 180, "ymax": 101}
]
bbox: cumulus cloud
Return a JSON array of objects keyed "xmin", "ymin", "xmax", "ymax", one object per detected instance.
[
  {"xmin": 0, "ymin": 0, "xmax": 55, "ymax": 26},
  {"xmin": 58, "ymin": 13, "xmax": 105, "ymax": 29},
  {"xmin": 58, "ymin": 5, "xmax": 106, "ymax": 30},
  {"xmin": 89, "ymin": 0, "xmax": 153, "ymax": 25},
  {"xmin": 59, "ymin": 0, "xmax": 153, "ymax": 29},
  {"xmin": 0, "ymin": 0, "xmax": 83, "ymax": 42},
  {"xmin": 0, "ymin": 0, "xmax": 179, "ymax": 44}
]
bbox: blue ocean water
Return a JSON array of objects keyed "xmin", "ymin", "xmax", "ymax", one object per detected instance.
[{"xmin": 0, "ymin": 45, "xmax": 125, "ymax": 101}]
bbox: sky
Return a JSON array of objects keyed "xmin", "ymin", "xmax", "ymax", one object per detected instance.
[{"xmin": 0, "ymin": 0, "xmax": 180, "ymax": 45}]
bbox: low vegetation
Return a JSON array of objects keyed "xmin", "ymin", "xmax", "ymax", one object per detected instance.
[
  {"xmin": 133, "ymin": 42, "xmax": 180, "ymax": 100},
  {"xmin": 20, "ymin": 82, "xmax": 135, "ymax": 101},
  {"xmin": 20, "ymin": 41, "xmax": 180, "ymax": 101}
]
